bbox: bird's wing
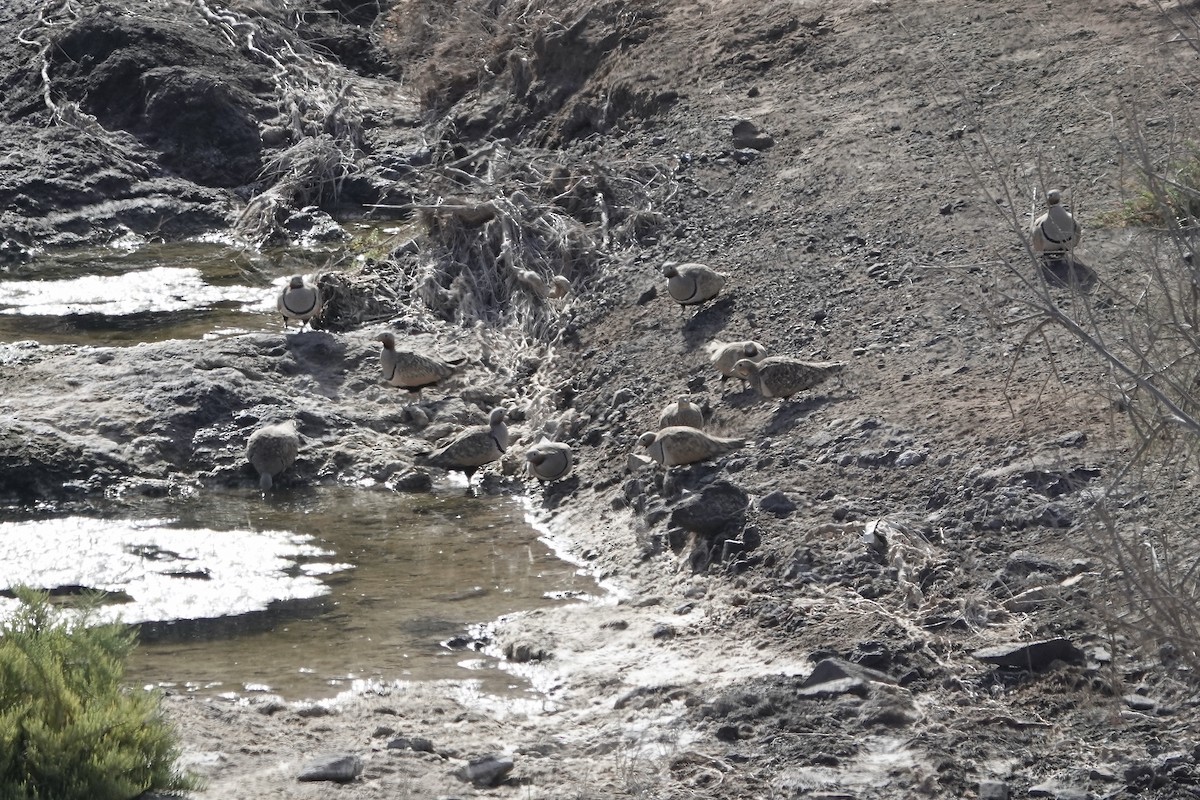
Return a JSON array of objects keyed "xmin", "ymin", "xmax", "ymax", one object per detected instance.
[{"xmin": 1030, "ymin": 221, "xmax": 1046, "ymax": 252}]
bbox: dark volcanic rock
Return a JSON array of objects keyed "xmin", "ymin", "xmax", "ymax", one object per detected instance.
[
  {"xmin": 297, "ymin": 753, "xmax": 363, "ymax": 783},
  {"xmin": 46, "ymin": 13, "xmax": 269, "ymax": 186},
  {"xmin": 137, "ymin": 65, "xmax": 263, "ymax": 187},
  {"xmin": 0, "ymin": 418, "xmax": 131, "ymax": 501},
  {"xmin": 669, "ymin": 480, "xmax": 749, "ymax": 537},
  {"xmin": 757, "ymin": 489, "xmax": 797, "ymax": 516},
  {"xmin": 972, "ymin": 638, "xmax": 1085, "ymax": 671},
  {"xmin": 457, "ymin": 755, "xmax": 514, "ymax": 787}
]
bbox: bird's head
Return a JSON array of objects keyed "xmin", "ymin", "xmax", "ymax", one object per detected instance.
[
  {"xmin": 288, "ymin": 275, "xmax": 305, "ymax": 288},
  {"xmin": 638, "ymin": 431, "xmax": 658, "ymax": 448},
  {"xmin": 662, "ymin": 262, "xmax": 679, "ymax": 278},
  {"xmin": 377, "ymin": 331, "xmax": 396, "ymax": 349},
  {"xmin": 732, "ymin": 359, "xmax": 760, "ymax": 379}
]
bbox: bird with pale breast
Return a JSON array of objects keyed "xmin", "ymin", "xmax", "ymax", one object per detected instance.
[
  {"xmin": 377, "ymin": 331, "xmax": 465, "ymax": 394},
  {"xmin": 733, "ymin": 356, "xmax": 846, "ymax": 399},
  {"xmin": 662, "ymin": 261, "xmax": 727, "ymax": 313},
  {"xmin": 246, "ymin": 420, "xmax": 299, "ymax": 493},
  {"xmin": 277, "ymin": 274, "xmax": 323, "ymax": 331},
  {"xmin": 708, "ymin": 340, "xmax": 768, "ymax": 389},
  {"xmin": 420, "ymin": 407, "xmax": 509, "ymax": 480},
  {"xmin": 525, "ymin": 440, "xmax": 574, "ymax": 481},
  {"xmin": 1030, "ymin": 189, "xmax": 1081, "ymax": 262},
  {"xmin": 658, "ymin": 396, "xmax": 704, "ymax": 430},
  {"xmin": 638, "ymin": 426, "xmax": 745, "ymax": 467}
]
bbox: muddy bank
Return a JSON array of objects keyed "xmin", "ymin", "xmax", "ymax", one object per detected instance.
[{"xmin": 0, "ymin": 325, "xmax": 536, "ymax": 502}]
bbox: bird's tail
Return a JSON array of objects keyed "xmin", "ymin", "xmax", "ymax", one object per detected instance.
[{"xmin": 720, "ymin": 436, "xmax": 747, "ymax": 452}]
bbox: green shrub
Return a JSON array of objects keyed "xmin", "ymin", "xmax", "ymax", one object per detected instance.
[
  {"xmin": 1103, "ymin": 147, "xmax": 1200, "ymax": 228},
  {"xmin": 0, "ymin": 588, "xmax": 197, "ymax": 800}
]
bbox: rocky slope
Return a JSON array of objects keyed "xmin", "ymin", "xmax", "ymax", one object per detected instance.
[{"xmin": 3, "ymin": 1, "xmax": 1200, "ymax": 798}]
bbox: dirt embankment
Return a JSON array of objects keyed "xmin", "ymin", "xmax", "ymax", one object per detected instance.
[{"xmin": 4, "ymin": 1, "xmax": 1200, "ymax": 799}]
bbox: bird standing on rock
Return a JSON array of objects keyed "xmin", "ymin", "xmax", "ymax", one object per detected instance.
[
  {"xmin": 709, "ymin": 340, "xmax": 768, "ymax": 389},
  {"xmin": 733, "ymin": 356, "xmax": 846, "ymax": 399},
  {"xmin": 663, "ymin": 261, "xmax": 727, "ymax": 314},
  {"xmin": 639, "ymin": 426, "xmax": 745, "ymax": 467},
  {"xmin": 421, "ymin": 407, "xmax": 509, "ymax": 481},
  {"xmin": 277, "ymin": 274, "xmax": 323, "ymax": 331},
  {"xmin": 377, "ymin": 331, "xmax": 465, "ymax": 395},
  {"xmin": 246, "ymin": 420, "xmax": 299, "ymax": 494},
  {"xmin": 658, "ymin": 397, "xmax": 705, "ymax": 430},
  {"xmin": 1030, "ymin": 189, "xmax": 1081, "ymax": 263},
  {"xmin": 525, "ymin": 441, "xmax": 574, "ymax": 481}
]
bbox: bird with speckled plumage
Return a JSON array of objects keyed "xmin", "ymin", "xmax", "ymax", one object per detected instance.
[
  {"xmin": 377, "ymin": 331, "xmax": 464, "ymax": 395},
  {"xmin": 246, "ymin": 420, "xmax": 299, "ymax": 493},
  {"xmin": 421, "ymin": 407, "xmax": 509, "ymax": 480},
  {"xmin": 733, "ymin": 356, "xmax": 846, "ymax": 399},
  {"xmin": 658, "ymin": 397, "xmax": 704, "ymax": 430},
  {"xmin": 639, "ymin": 426, "xmax": 745, "ymax": 467}
]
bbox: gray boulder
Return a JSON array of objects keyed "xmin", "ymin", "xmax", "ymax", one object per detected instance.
[{"xmin": 297, "ymin": 753, "xmax": 363, "ymax": 783}]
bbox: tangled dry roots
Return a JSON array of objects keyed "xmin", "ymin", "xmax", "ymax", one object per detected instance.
[
  {"xmin": 393, "ymin": 139, "xmax": 673, "ymax": 347},
  {"xmin": 187, "ymin": 1, "xmax": 366, "ymax": 248}
]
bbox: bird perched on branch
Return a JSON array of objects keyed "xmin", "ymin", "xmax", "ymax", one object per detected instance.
[
  {"xmin": 638, "ymin": 426, "xmax": 745, "ymax": 467},
  {"xmin": 658, "ymin": 397, "xmax": 705, "ymax": 430},
  {"xmin": 246, "ymin": 420, "xmax": 299, "ymax": 494},
  {"xmin": 525, "ymin": 440, "xmax": 574, "ymax": 481},
  {"xmin": 663, "ymin": 261, "xmax": 727, "ymax": 314},
  {"xmin": 377, "ymin": 331, "xmax": 465, "ymax": 395},
  {"xmin": 1030, "ymin": 189, "xmax": 1081, "ymax": 263},
  {"xmin": 277, "ymin": 274, "xmax": 323, "ymax": 331},
  {"xmin": 420, "ymin": 407, "xmax": 509, "ymax": 481},
  {"xmin": 708, "ymin": 340, "xmax": 768, "ymax": 389},
  {"xmin": 733, "ymin": 356, "xmax": 846, "ymax": 399}
]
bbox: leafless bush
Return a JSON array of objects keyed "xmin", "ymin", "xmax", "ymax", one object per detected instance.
[
  {"xmin": 192, "ymin": 0, "xmax": 368, "ymax": 247},
  {"xmin": 970, "ymin": 2, "xmax": 1200, "ymax": 672}
]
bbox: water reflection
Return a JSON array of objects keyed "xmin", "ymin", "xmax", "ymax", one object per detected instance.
[
  {"xmin": 0, "ymin": 487, "xmax": 594, "ymax": 701},
  {"xmin": 0, "ymin": 266, "xmax": 267, "ymax": 317},
  {"xmin": 0, "ymin": 516, "xmax": 341, "ymax": 624},
  {"xmin": 0, "ymin": 225, "xmax": 409, "ymax": 346}
]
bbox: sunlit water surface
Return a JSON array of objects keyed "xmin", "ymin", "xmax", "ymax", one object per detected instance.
[
  {"xmin": 0, "ymin": 223, "xmax": 413, "ymax": 345},
  {"xmin": 0, "ymin": 488, "xmax": 593, "ymax": 701},
  {"xmin": 0, "ymin": 233, "xmax": 592, "ymax": 701}
]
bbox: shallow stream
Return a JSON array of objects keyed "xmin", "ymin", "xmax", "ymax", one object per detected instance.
[
  {"xmin": 2, "ymin": 488, "xmax": 591, "ymax": 700},
  {"xmin": 0, "ymin": 235, "xmax": 593, "ymax": 701}
]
